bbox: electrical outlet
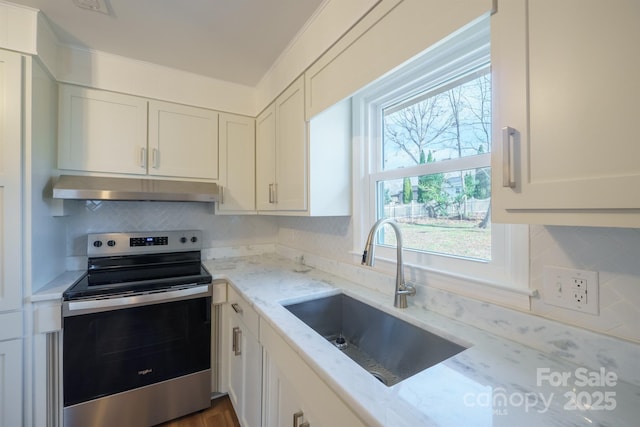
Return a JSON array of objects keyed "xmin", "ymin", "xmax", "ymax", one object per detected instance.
[
  {"xmin": 572, "ymin": 278, "xmax": 586, "ymax": 289},
  {"xmin": 543, "ymin": 266, "xmax": 599, "ymax": 315},
  {"xmin": 572, "ymin": 289, "xmax": 587, "ymax": 304}
]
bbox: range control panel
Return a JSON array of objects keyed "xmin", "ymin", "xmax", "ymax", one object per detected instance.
[
  {"xmin": 88, "ymin": 230, "xmax": 202, "ymax": 256},
  {"xmin": 130, "ymin": 236, "xmax": 169, "ymax": 247}
]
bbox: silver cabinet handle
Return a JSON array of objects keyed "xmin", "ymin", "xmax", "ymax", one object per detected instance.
[
  {"xmin": 140, "ymin": 147, "xmax": 147, "ymax": 168},
  {"xmin": 231, "ymin": 303, "xmax": 242, "ymax": 314},
  {"xmin": 502, "ymin": 126, "xmax": 516, "ymax": 188},
  {"xmin": 219, "ymin": 185, "xmax": 224, "ymax": 204},
  {"xmin": 232, "ymin": 326, "xmax": 242, "ymax": 356},
  {"xmin": 268, "ymin": 183, "xmax": 274, "ymax": 204},
  {"xmin": 152, "ymin": 148, "xmax": 160, "ymax": 169}
]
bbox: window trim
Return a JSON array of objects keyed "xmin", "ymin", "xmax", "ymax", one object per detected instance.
[{"xmin": 350, "ymin": 16, "xmax": 532, "ymax": 309}]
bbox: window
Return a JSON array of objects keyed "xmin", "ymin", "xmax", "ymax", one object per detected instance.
[
  {"xmin": 352, "ymin": 17, "xmax": 530, "ymax": 305},
  {"xmin": 377, "ymin": 69, "xmax": 492, "ymax": 261}
]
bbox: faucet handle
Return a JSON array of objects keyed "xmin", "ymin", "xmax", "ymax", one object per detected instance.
[{"xmin": 398, "ymin": 282, "xmax": 416, "ymax": 296}]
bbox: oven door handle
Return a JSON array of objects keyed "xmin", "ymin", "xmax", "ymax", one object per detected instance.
[{"xmin": 63, "ymin": 284, "xmax": 211, "ymax": 316}]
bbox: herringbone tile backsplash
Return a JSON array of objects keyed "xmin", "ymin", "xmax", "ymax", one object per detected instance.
[
  {"xmin": 528, "ymin": 225, "xmax": 640, "ymax": 343},
  {"xmin": 65, "ymin": 200, "xmax": 278, "ymax": 256}
]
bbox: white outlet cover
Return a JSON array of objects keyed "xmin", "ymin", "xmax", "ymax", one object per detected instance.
[{"xmin": 543, "ymin": 266, "xmax": 599, "ymax": 315}]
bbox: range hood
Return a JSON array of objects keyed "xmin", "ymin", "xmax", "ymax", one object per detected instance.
[{"xmin": 52, "ymin": 175, "xmax": 219, "ymax": 202}]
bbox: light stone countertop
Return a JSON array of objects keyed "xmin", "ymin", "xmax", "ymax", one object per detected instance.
[
  {"xmin": 33, "ymin": 253, "xmax": 640, "ymax": 426},
  {"xmin": 204, "ymin": 253, "xmax": 640, "ymax": 427}
]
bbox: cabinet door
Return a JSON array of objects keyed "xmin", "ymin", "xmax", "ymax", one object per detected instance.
[
  {"xmin": 148, "ymin": 100, "xmax": 219, "ymax": 180},
  {"xmin": 263, "ymin": 352, "xmax": 305, "ymax": 427},
  {"xmin": 492, "ymin": 0, "xmax": 640, "ymax": 226},
  {"xmin": 218, "ymin": 113, "xmax": 256, "ymax": 213},
  {"xmin": 256, "ymin": 104, "xmax": 277, "ymax": 211},
  {"xmin": 275, "ymin": 76, "xmax": 307, "ymax": 211},
  {"xmin": 228, "ymin": 315, "xmax": 262, "ymax": 427},
  {"xmin": 58, "ymin": 85, "xmax": 148, "ymax": 175},
  {"xmin": 0, "ymin": 339, "xmax": 22, "ymax": 427},
  {"xmin": 0, "ymin": 50, "xmax": 22, "ymax": 313},
  {"xmin": 261, "ymin": 321, "xmax": 366, "ymax": 427},
  {"xmin": 227, "ymin": 289, "xmax": 262, "ymax": 427}
]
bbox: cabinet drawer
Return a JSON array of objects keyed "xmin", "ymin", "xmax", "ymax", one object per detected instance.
[{"xmin": 227, "ymin": 286, "xmax": 259, "ymax": 339}]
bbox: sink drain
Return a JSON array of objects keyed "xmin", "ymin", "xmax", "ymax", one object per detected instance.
[
  {"xmin": 333, "ymin": 334, "xmax": 348, "ymax": 350},
  {"xmin": 369, "ymin": 370, "xmax": 389, "ymax": 386}
]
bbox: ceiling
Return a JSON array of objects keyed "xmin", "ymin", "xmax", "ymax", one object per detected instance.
[{"xmin": 9, "ymin": 0, "xmax": 325, "ymax": 86}]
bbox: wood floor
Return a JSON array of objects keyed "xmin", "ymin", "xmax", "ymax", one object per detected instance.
[{"xmin": 157, "ymin": 395, "xmax": 241, "ymax": 427}]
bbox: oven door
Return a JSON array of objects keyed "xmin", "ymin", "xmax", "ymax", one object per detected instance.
[{"xmin": 63, "ymin": 286, "xmax": 211, "ymax": 425}]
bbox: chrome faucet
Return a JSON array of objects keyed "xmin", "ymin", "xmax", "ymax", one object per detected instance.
[{"xmin": 361, "ymin": 218, "xmax": 416, "ymax": 308}]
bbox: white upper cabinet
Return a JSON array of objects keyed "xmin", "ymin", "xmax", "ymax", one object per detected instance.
[
  {"xmin": 256, "ymin": 77, "xmax": 306, "ymax": 213},
  {"xmin": 491, "ymin": 0, "xmax": 640, "ymax": 227},
  {"xmin": 256, "ymin": 104, "xmax": 277, "ymax": 212},
  {"xmin": 59, "ymin": 85, "xmax": 219, "ymax": 181},
  {"xmin": 274, "ymin": 76, "xmax": 307, "ymax": 212},
  {"xmin": 305, "ymin": 0, "xmax": 492, "ymax": 120},
  {"xmin": 256, "ymin": 76, "xmax": 351, "ymax": 216},
  {"xmin": 58, "ymin": 85, "xmax": 147, "ymax": 175},
  {"xmin": 217, "ymin": 113, "xmax": 256, "ymax": 213},
  {"xmin": 148, "ymin": 100, "xmax": 218, "ymax": 180}
]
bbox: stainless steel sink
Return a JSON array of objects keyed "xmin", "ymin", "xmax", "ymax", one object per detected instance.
[{"xmin": 284, "ymin": 293, "xmax": 467, "ymax": 387}]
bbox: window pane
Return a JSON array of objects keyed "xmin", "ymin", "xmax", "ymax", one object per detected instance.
[
  {"xmin": 376, "ymin": 167, "xmax": 491, "ymax": 261},
  {"xmin": 382, "ymin": 72, "xmax": 491, "ymax": 171}
]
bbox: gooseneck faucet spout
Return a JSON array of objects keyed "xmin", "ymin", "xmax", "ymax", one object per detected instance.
[{"xmin": 361, "ymin": 218, "xmax": 416, "ymax": 308}]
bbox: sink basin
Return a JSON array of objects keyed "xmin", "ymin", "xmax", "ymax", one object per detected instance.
[{"xmin": 284, "ymin": 293, "xmax": 467, "ymax": 386}]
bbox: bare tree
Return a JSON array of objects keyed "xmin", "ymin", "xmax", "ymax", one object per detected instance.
[
  {"xmin": 465, "ymin": 72, "xmax": 492, "ymax": 152},
  {"xmin": 383, "ymin": 93, "xmax": 451, "ymax": 165}
]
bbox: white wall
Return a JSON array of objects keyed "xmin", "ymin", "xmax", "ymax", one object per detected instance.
[{"xmin": 25, "ymin": 58, "xmax": 67, "ymax": 294}]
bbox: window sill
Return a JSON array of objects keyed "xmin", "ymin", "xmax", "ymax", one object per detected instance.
[{"xmin": 350, "ymin": 251, "xmax": 535, "ymax": 311}]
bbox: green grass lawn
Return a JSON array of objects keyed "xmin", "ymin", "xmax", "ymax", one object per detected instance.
[{"xmin": 380, "ymin": 218, "xmax": 491, "ymax": 260}]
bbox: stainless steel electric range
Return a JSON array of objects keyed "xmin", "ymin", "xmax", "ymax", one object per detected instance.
[{"xmin": 62, "ymin": 230, "xmax": 214, "ymax": 427}]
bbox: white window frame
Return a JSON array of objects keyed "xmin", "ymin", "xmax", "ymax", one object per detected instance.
[{"xmin": 351, "ymin": 16, "xmax": 532, "ymax": 309}]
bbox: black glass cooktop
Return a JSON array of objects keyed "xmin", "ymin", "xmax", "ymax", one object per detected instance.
[{"xmin": 63, "ymin": 251, "xmax": 212, "ymax": 300}]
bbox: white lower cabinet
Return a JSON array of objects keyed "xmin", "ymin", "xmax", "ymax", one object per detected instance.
[
  {"xmin": 0, "ymin": 338, "xmax": 22, "ymax": 427},
  {"xmin": 260, "ymin": 319, "xmax": 366, "ymax": 427},
  {"xmin": 263, "ymin": 351, "xmax": 306, "ymax": 427},
  {"xmin": 224, "ymin": 287, "xmax": 365, "ymax": 427},
  {"xmin": 226, "ymin": 287, "xmax": 262, "ymax": 427}
]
